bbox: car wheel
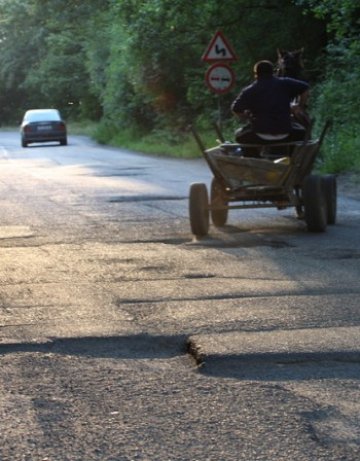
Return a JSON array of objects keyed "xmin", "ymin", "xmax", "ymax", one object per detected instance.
[
  {"xmin": 60, "ymin": 138, "xmax": 67, "ymax": 146},
  {"xmin": 21, "ymin": 138, "xmax": 27, "ymax": 148}
]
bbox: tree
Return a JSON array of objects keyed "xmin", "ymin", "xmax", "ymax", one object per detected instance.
[
  {"xmin": 0, "ymin": 0, "xmax": 329, "ymax": 128},
  {"xmin": 295, "ymin": 0, "xmax": 360, "ymax": 40},
  {"xmin": 294, "ymin": 0, "xmax": 360, "ymax": 172},
  {"xmin": 0, "ymin": 0, "xmax": 107, "ymax": 121},
  {"xmin": 91, "ymin": 0, "xmax": 327, "ymax": 132}
]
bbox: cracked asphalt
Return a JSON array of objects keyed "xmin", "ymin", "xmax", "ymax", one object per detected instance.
[{"xmin": 0, "ymin": 132, "xmax": 359, "ymax": 460}]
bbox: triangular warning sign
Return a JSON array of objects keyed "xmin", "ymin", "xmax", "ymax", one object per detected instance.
[{"xmin": 202, "ymin": 30, "xmax": 237, "ymax": 63}]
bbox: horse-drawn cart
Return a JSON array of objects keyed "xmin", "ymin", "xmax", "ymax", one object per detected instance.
[{"xmin": 189, "ymin": 121, "xmax": 336, "ymax": 237}]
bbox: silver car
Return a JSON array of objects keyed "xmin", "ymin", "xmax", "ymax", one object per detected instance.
[{"xmin": 20, "ymin": 109, "xmax": 67, "ymax": 147}]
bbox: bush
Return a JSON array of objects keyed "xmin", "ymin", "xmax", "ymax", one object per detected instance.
[
  {"xmin": 312, "ymin": 41, "xmax": 360, "ymax": 172},
  {"xmin": 318, "ymin": 129, "xmax": 360, "ymax": 173}
]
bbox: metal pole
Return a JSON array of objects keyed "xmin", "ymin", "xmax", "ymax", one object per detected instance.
[{"xmin": 217, "ymin": 95, "xmax": 222, "ymax": 131}]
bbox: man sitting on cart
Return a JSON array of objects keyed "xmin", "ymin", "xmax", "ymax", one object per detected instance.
[{"xmin": 231, "ymin": 60, "xmax": 309, "ymax": 157}]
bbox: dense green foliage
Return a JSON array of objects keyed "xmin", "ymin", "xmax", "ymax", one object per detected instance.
[
  {"xmin": 294, "ymin": 0, "xmax": 360, "ymax": 172},
  {"xmin": 0, "ymin": 0, "xmax": 358, "ymax": 171}
]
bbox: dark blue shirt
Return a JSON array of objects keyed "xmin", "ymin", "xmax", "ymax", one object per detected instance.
[{"xmin": 231, "ymin": 76, "xmax": 309, "ymax": 134}]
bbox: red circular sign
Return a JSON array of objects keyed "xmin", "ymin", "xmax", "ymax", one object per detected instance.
[{"xmin": 205, "ymin": 63, "xmax": 235, "ymax": 94}]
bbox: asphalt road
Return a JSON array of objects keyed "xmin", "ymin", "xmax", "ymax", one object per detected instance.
[{"xmin": 0, "ymin": 132, "xmax": 359, "ymax": 460}]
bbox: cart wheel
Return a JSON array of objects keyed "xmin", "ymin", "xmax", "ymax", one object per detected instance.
[
  {"xmin": 294, "ymin": 187, "xmax": 304, "ymax": 219},
  {"xmin": 189, "ymin": 183, "xmax": 209, "ymax": 237},
  {"xmin": 210, "ymin": 178, "xmax": 228, "ymax": 227},
  {"xmin": 295, "ymin": 205, "xmax": 304, "ymax": 219},
  {"xmin": 323, "ymin": 174, "xmax": 337, "ymax": 224},
  {"xmin": 303, "ymin": 175, "xmax": 327, "ymax": 232}
]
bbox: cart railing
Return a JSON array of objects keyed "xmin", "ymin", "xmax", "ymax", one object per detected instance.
[{"xmin": 189, "ymin": 120, "xmax": 331, "ymax": 190}]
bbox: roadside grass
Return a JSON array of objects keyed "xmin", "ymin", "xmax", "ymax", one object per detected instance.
[
  {"xmin": 68, "ymin": 120, "xmax": 360, "ymax": 175},
  {"xmin": 67, "ymin": 120, "xmax": 99, "ymax": 138},
  {"xmin": 106, "ymin": 128, "xmax": 202, "ymax": 158},
  {"xmin": 0, "ymin": 125, "xmax": 19, "ymax": 131},
  {"xmin": 72, "ymin": 121, "xmax": 217, "ymax": 159},
  {"xmin": 69, "ymin": 118, "xmax": 240, "ymax": 159},
  {"xmin": 317, "ymin": 130, "xmax": 360, "ymax": 174}
]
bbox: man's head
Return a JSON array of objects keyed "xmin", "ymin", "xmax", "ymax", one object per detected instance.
[{"xmin": 253, "ymin": 60, "xmax": 274, "ymax": 78}]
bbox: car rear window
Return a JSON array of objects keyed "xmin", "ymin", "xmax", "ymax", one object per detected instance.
[{"xmin": 24, "ymin": 110, "xmax": 62, "ymax": 122}]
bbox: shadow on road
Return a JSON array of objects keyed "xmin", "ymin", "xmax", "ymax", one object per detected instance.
[
  {"xmin": 0, "ymin": 333, "xmax": 188, "ymax": 359},
  {"xmin": 197, "ymin": 354, "xmax": 360, "ymax": 382}
]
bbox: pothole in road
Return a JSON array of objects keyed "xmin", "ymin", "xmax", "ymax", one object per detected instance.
[
  {"xmin": 111, "ymin": 236, "xmax": 291, "ymax": 249},
  {"xmin": 97, "ymin": 172, "xmax": 144, "ymax": 177},
  {"xmin": 108, "ymin": 195, "xmax": 187, "ymax": 203},
  {"xmin": 95, "ymin": 167, "xmax": 147, "ymax": 177},
  {"xmin": 183, "ymin": 273, "xmax": 216, "ymax": 279},
  {"xmin": 110, "ymin": 237, "xmax": 189, "ymax": 245},
  {"xmin": 189, "ymin": 236, "xmax": 292, "ymax": 249},
  {"xmin": 0, "ymin": 226, "xmax": 34, "ymax": 239},
  {"xmin": 314, "ymin": 249, "xmax": 360, "ymax": 260}
]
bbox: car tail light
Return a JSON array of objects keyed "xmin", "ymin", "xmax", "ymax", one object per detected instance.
[
  {"xmin": 24, "ymin": 125, "xmax": 33, "ymax": 133},
  {"xmin": 58, "ymin": 122, "xmax": 66, "ymax": 131}
]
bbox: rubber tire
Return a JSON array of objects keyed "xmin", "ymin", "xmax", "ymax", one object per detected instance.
[
  {"xmin": 295, "ymin": 205, "xmax": 304, "ymax": 219},
  {"xmin": 323, "ymin": 174, "xmax": 337, "ymax": 224},
  {"xmin": 294, "ymin": 187, "xmax": 304, "ymax": 219},
  {"xmin": 189, "ymin": 183, "xmax": 209, "ymax": 237},
  {"xmin": 210, "ymin": 178, "xmax": 228, "ymax": 227},
  {"xmin": 303, "ymin": 175, "xmax": 327, "ymax": 232},
  {"xmin": 60, "ymin": 138, "xmax": 68, "ymax": 146},
  {"xmin": 21, "ymin": 138, "xmax": 27, "ymax": 148}
]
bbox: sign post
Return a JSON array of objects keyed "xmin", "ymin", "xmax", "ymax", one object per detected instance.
[{"xmin": 201, "ymin": 31, "xmax": 237, "ymax": 127}]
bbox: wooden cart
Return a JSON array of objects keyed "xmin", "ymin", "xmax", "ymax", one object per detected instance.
[{"xmin": 189, "ymin": 121, "xmax": 335, "ymax": 237}]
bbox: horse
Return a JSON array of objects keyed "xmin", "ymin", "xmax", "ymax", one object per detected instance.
[
  {"xmin": 276, "ymin": 48, "xmax": 312, "ymax": 136},
  {"xmin": 276, "ymin": 48, "xmax": 305, "ymax": 79}
]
